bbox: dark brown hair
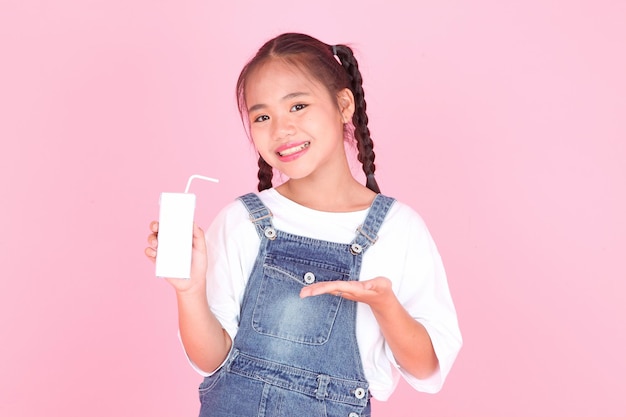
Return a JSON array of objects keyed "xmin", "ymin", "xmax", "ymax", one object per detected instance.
[{"xmin": 236, "ymin": 33, "xmax": 380, "ymax": 193}]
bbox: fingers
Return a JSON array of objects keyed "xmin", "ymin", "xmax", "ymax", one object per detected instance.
[
  {"xmin": 299, "ymin": 278, "xmax": 393, "ymax": 307},
  {"xmin": 147, "ymin": 221, "xmax": 158, "ymax": 248},
  {"xmin": 145, "ymin": 221, "xmax": 159, "ymax": 261},
  {"xmin": 300, "ymin": 281, "xmax": 350, "ymax": 299},
  {"xmin": 144, "ymin": 245, "xmax": 157, "ymax": 261}
]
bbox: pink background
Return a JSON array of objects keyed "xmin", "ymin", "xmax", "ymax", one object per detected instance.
[{"xmin": 1, "ymin": 1, "xmax": 625, "ymax": 416}]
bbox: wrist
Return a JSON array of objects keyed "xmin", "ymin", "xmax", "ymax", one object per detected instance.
[
  {"xmin": 175, "ymin": 283, "xmax": 207, "ymax": 299},
  {"xmin": 370, "ymin": 291, "xmax": 402, "ymax": 320}
]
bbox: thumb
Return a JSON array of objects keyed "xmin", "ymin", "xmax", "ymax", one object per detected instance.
[{"xmin": 192, "ymin": 223, "xmax": 207, "ymax": 250}]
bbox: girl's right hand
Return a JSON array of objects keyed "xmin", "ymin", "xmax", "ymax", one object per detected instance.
[{"xmin": 145, "ymin": 221, "xmax": 208, "ymax": 294}]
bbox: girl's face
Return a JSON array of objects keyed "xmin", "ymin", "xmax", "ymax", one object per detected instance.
[{"xmin": 244, "ymin": 59, "xmax": 354, "ymax": 183}]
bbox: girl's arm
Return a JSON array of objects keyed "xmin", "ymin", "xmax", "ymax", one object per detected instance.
[
  {"xmin": 146, "ymin": 222, "xmax": 231, "ymax": 373},
  {"xmin": 300, "ymin": 277, "xmax": 438, "ymax": 379},
  {"xmin": 365, "ymin": 278, "xmax": 438, "ymax": 379},
  {"xmin": 175, "ymin": 285, "xmax": 232, "ymax": 373}
]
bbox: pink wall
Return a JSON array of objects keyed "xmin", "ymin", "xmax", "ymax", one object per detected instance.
[{"xmin": 1, "ymin": 1, "xmax": 625, "ymax": 415}]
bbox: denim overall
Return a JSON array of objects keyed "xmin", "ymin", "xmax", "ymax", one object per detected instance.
[{"xmin": 198, "ymin": 193, "xmax": 395, "ymax": 417}]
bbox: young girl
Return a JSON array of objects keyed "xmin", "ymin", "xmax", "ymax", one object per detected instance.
[{"xmin": 145, "ymin": 33, "xmax": 461, "ymax": 417}]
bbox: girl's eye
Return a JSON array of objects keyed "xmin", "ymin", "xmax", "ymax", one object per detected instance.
[
  {"xmin": 253, "ymin": 114, "xmax": 270, "ymax": 123},
  {"xmin": 290, "ymin": 103, "xmax": 307, "ymax": 112}
]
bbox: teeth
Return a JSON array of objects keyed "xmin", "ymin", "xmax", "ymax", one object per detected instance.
[{"xmin": 278, "ymin": 142, "xmax": 310, "ymax": 156}]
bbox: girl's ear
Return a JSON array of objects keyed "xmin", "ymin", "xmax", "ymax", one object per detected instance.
[{"xmin": 337, "ymin": 88, "xmax": 355, "ymax": 123}]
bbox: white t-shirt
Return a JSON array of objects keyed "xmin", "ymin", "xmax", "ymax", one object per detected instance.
[{"xmin": 190, "ymin": 188, "xmax": 462, "ymax": 401}]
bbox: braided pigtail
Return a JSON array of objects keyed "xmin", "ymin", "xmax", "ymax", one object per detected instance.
[
  {"xmin": 257, "ymin": 156, "xmax": 273, "ymax": 191},
  {"xmin": 333, "ymin": 45, "xmax": 380, "ymax": 194}
]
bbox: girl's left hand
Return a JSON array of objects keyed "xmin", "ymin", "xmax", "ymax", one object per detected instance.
[{"xmin": 300, "ymin": 276, "xmax": 394, "ymax": 311}]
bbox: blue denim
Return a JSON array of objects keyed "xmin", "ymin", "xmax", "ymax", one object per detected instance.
[{"xmin": 198, "ymin": 193, "xmax": 395, "ymax": 417}]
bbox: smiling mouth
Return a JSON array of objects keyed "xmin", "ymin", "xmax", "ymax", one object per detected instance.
[{"xmin": 277, "ymin": 142, "xmax": 310, "ymax": 156}]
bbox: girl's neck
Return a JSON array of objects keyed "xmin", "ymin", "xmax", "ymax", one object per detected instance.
[{"xmin": 275, "ymin": 176, "xmax": 376, "ymax": 213}]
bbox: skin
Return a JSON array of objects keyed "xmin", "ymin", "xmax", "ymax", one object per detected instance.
[
  {"xmin": 146, "ymin": 221, "xmax": 232, "ymax": 373},
  {"xmin": 145, "ymin": 58, "xmax": 438, "ymax": 379}
]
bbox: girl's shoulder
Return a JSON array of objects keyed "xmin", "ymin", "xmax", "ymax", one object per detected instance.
[
  {"xmin": 206, "ymin": 195, "xmax": 258, "ymax": 241},
  {"xmin": 209, "ymin": 190, "xmax": 284, "ymax": 236},
  {"xmin": 374, "ymin": 197, "xmax": 441, "ymax": 254},
  {"xmin": 380, "ymin": 196, "xmax": 429, "ymax": 231}
]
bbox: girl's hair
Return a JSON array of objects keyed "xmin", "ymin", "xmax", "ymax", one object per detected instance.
[{"xmin": 236, "ymin": 33, "xmax": 380, "ymax": 193}]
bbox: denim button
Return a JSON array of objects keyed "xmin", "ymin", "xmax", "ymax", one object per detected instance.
[
  {"xmin": 354, "ymin": 387, "xmax": 366, "ymax": 399},
  {"xmin": 303, "ymin": 272, "xmax": 316, "ymax": 284},
  {"xmin": 264, "ymin": 227, "xmax": 277, "ymax": 240},
  {"xmin": 349, "ymin": 413, "xmax": 359, "ymax": 417},
  {"xmin": 350, "ymin": 243, "xmax": 363, "ymax": 255}
]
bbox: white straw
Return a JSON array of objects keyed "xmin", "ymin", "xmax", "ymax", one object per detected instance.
[{"xmin": 184, "ymin": 174, "xmax": 219, "ymax": 193}]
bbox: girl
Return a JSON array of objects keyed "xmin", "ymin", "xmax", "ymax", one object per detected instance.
[{"xmin": 146, "ymin": 33, "xmax": 461, "ymax": 417}]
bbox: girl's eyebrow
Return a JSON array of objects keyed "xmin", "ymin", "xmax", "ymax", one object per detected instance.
[{"xmin": 248, "ymin": 92, "xmax": 311, "ymax": 113}]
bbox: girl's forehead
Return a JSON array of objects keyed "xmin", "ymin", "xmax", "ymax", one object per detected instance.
[{"xmin": 246, "ymin": 59, "xmax": 328, "ymax": 97}]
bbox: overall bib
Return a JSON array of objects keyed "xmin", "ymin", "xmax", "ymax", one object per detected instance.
[{"xmin": 199, "ymin": 193, "xmax": 395, "ymax": 417}]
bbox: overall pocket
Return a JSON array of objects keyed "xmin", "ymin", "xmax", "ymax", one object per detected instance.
[
  {"xmin": 252, "ymin": 255, "xmax": 350, "ymax": 345},
  {"xmin": 198, "ymin": 366, "xmax": 226, "ymax": 401}
]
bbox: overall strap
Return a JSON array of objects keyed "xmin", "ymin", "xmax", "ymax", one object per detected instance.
[
  {"xmin": 238, "ymin": 193, "xmax": 276, "ymax": 240},
  {"xmin": 349, "ymin": 194, "xmax": 396, "ymax": 256}
]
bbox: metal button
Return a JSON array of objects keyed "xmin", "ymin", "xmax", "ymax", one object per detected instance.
[
  {"xmin": 264, "ymin": 227, "xmax": 277, "ymax": 240},
  {"xmin": 348, "ymin": 413, "xmax": 359, "ymax": 417},
  {"xmin": 350, "ymin": 243, "xmax": 363, "ymax": 255},
  {"xmin": 354, "ymin": 387, "xmax": 366, "ymax": 399},
  {"xmin": 303, "ymin": 272, "xmax": 316, "ymax": 284}
]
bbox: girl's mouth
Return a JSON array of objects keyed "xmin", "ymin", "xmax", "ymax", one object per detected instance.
[{"xmin": 277, "ymin": 141, "xmax": 310, "ymax": 157}]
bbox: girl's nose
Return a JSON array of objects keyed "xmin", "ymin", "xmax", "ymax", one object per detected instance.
[{"xmin": 273, "ymin": 115, "xmax": 296, "ymax": 140}]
